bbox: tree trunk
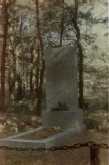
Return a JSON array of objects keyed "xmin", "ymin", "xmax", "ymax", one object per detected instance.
[
  {"xmin": 16, "ymin": 74, "xmax": 22, "ymax": 100},
  {"xmin": 35, "ymin": 46, "xmax": 40, "ymax": 97},
  {"xmin": 60, "ymin": 9, "xmax": 64, "ymax": 47},
  {"xmin": 30, "ymin": 45, "xmax": 34, "ymax": 94},
  {"xmin": 8, "ymin": 80, "xmax": 15, "ymax": 97},
  {"xmin": 73, "ymin": 0, "xmax": 84, "ymax": 109},
  {"xmin": 30, "ymin": 71, "xmax": 33, "ymax": 93},
  {"xmin": 0, "ymin": 1, "xmax": 8, "ymax": 112},
  {"xmin": 35, "ymin": 0, "xmax": 45, "ymax": 116},
  {"xmin": 8, "ymin": 37, "xmax": 17, "ymax": 98}
]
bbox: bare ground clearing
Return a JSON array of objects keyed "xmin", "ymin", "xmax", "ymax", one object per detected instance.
[
  {"xmin": 0, "ymin": 130, "xmax": 108, "ymax": 165},
  {"xmin": 16, "ymin": 128, "xmax": 63, "ymax": 140},
  {"xmin": 0, "ymin": 112, "xmax": 108, "ymax": 165}
]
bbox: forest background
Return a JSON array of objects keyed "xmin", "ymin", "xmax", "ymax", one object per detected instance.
[{"xmin": 0, "ymin": 0, "xmax": 108, "ymax": 131}]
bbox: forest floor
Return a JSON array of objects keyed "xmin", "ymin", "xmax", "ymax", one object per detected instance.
[{"xmin": 0, "ymin": 110, "xmax": 108, "ymax": 165}]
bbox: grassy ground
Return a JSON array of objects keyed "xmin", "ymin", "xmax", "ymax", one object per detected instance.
[{"xmin": 0, "ymin": 110, "xmax": 108, "ymax": 165}]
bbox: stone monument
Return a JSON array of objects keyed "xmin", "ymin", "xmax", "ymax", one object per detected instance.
[
  {"xmin": 0, "ymin": 46, "xmax": 85, "ymax": 150},
  {"xmin": 42, "ymin": 46, "xmax": 85, "ymax": 130}
]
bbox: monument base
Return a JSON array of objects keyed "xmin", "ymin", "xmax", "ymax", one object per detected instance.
[
  {"xmin": 0, "ymin": 126, "xmax": 86, "ymax": 149},
  {"xmin": 42, "ymin": 110, "xmax": 85, "ymax": 129}
]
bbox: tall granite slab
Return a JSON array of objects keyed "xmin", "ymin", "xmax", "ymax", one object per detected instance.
[
  {"xmin": 45, "ymin": 47, "xmax": 78, "ymax": 111},
  {"xmin": 42, "ymin": 47, "xmax": 85, "ymax": 129}
]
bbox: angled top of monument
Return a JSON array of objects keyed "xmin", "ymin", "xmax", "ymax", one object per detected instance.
[
  {"xmin": 45, "ymin": 46, "xmax": 76, "ymax": 66},
  {"xmin": 64, "ymin": 0, "xmax": 75, "ymax": 6},
  {"xmin": 64, "ymin": 0, "xmax": 86, "ymax": 7}
]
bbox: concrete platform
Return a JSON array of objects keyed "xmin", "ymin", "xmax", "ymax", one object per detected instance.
[{"xmin": 0, "ymin": 126, "xmax": 86, "ymax": 149}]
